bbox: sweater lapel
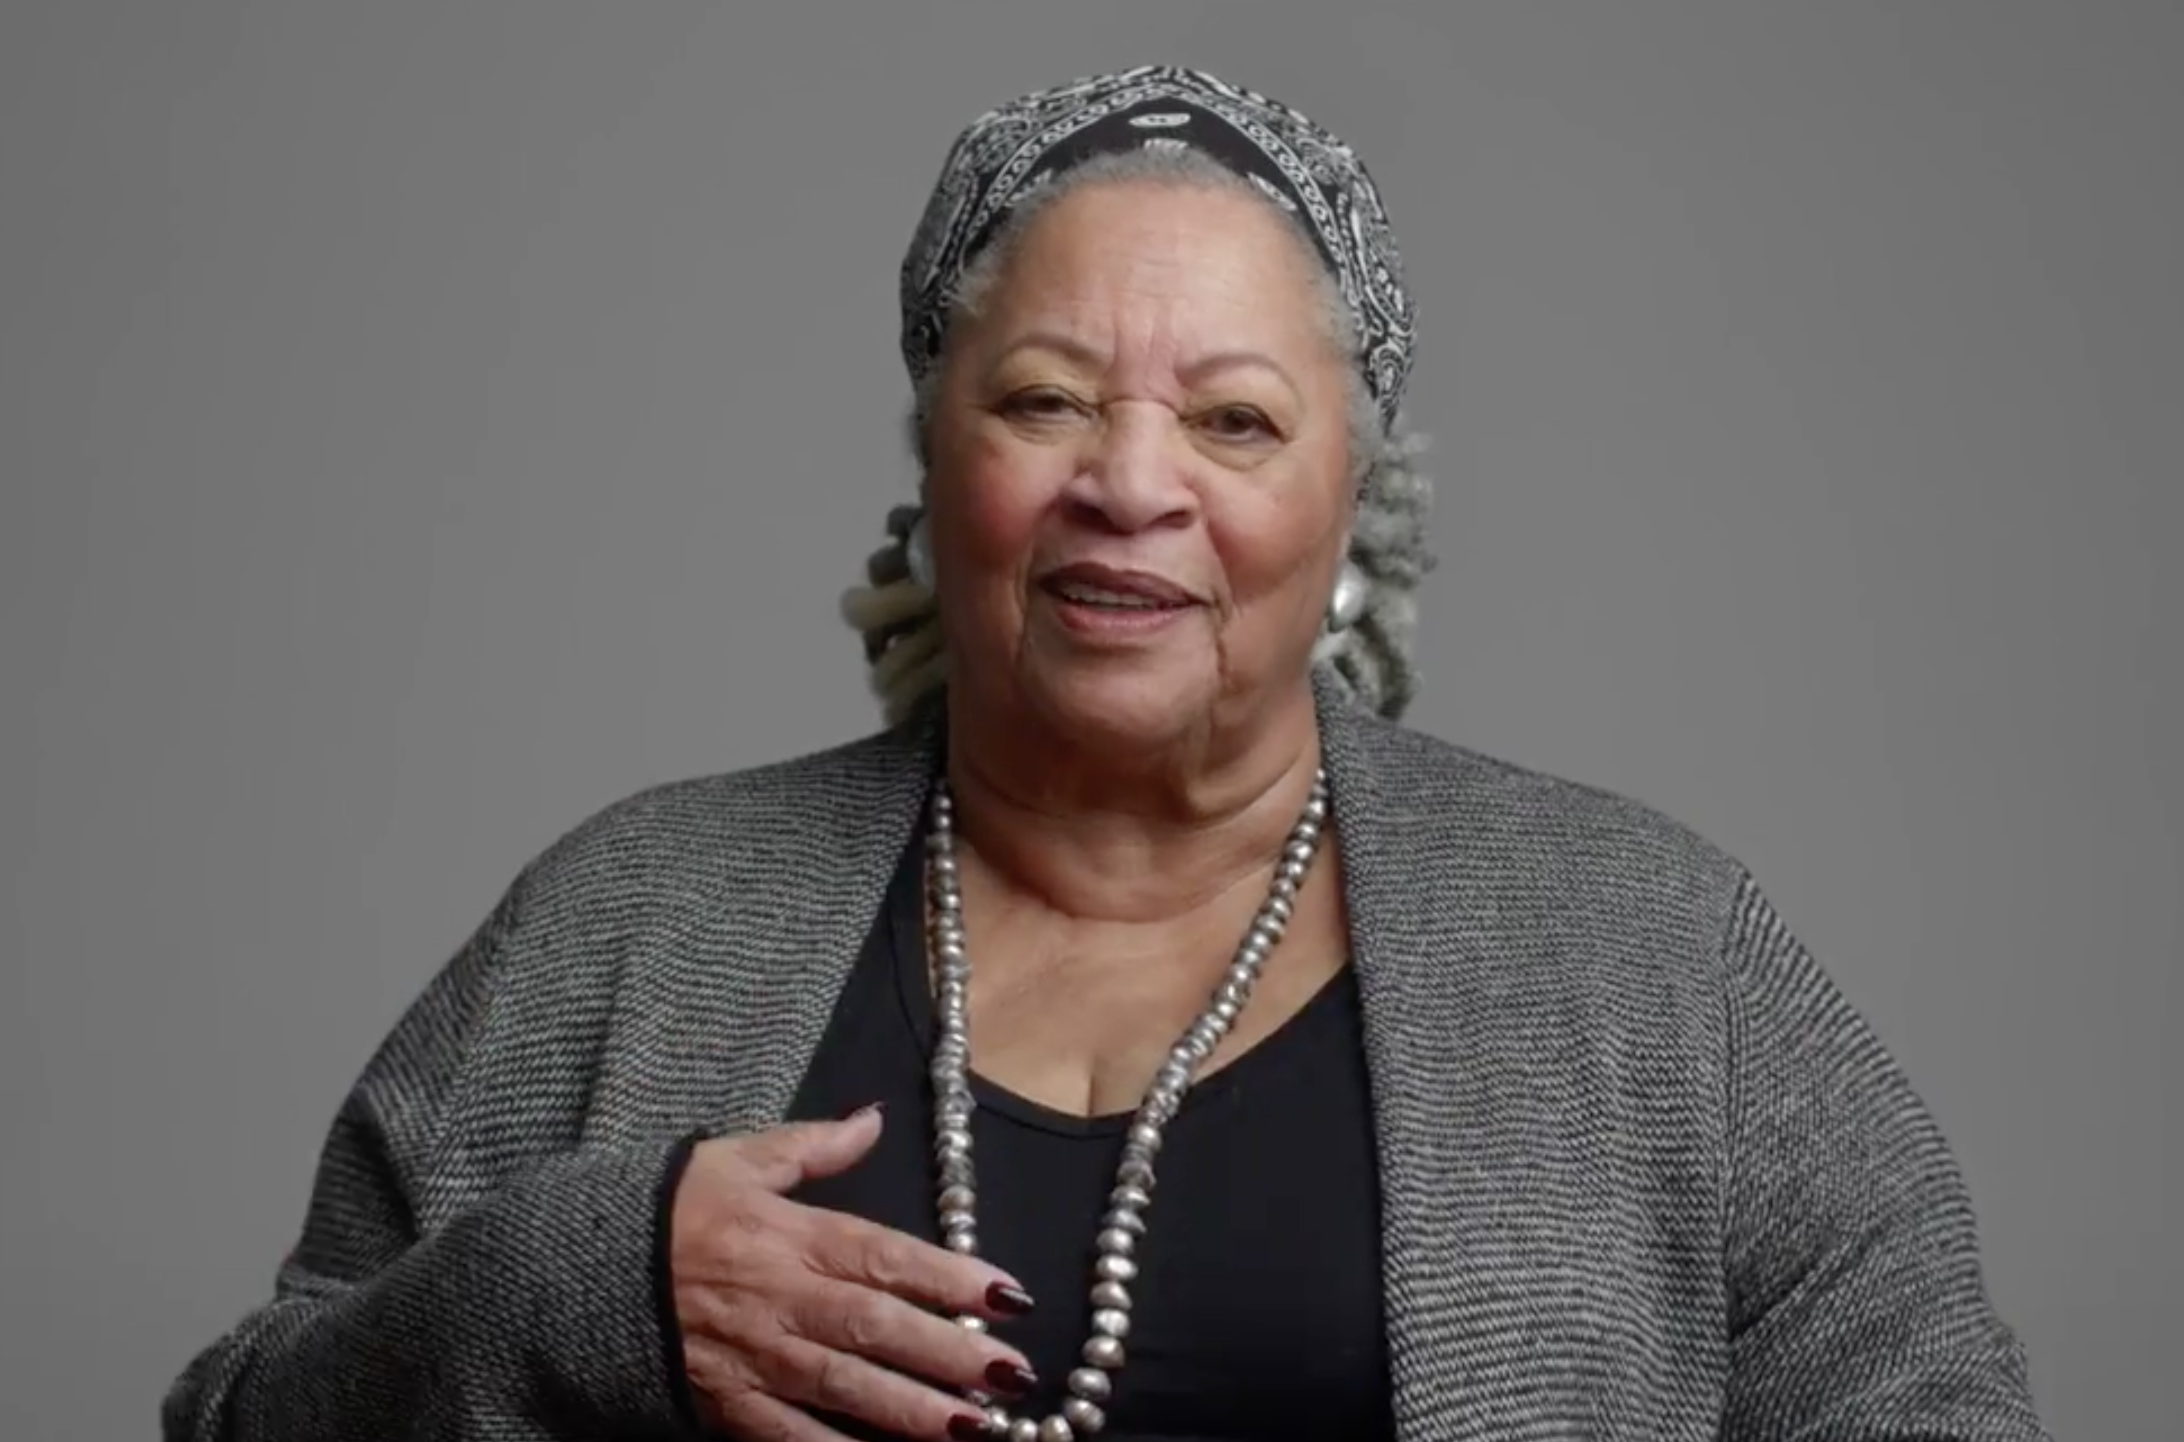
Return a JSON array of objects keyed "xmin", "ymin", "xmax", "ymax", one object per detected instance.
[{"xmin": 1317, "ymin": 675, "xmax": 1572, "ymax": 1441}]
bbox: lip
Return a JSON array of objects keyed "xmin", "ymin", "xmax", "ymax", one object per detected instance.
[{"xmin": 1035, "ymin": 562, "xmax": 1198, "ymax": 607}]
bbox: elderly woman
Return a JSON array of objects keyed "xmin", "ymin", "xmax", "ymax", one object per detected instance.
[{"xmin": 163, "ymin": 66, "xmax": 2048, "ymax": 1442}]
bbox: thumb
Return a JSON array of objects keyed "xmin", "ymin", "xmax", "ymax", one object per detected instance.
[{"xmin": 738, "ymin": 1105, "xmax": 887, "ymax": 1193}]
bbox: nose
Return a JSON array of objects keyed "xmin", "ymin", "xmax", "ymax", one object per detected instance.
[{"xmin": 1061, "ymin": 401, "xmax": 1199, "ymax": 533}]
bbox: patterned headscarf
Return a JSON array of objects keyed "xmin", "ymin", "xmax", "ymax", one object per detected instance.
[{"xmin": 898, "ymin": 64, "xmax": 1417, "ymax": 431}]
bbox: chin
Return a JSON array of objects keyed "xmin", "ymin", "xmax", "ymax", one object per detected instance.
[{"xmin": 1023, "ymin": 665, "xmax": 1214, "ymax": 753}]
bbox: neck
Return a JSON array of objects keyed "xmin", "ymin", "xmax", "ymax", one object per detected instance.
[{"xmin": 939, "ymin": 679, "xmax": 1325, "ymax": 925}]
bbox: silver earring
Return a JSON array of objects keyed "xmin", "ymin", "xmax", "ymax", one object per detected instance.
[
  {"xmin": 904, "ymin": 512, "xmax": 935, "ymax": 592},
  {"xmin": 1326, "ymin": 560, "xmax": 1368, "ymax": 633}
]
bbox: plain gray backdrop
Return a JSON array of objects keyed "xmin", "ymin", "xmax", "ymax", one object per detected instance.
[{"xmin": 3, "ymin": 4, "xmax": 2176, "ymax": 1439}]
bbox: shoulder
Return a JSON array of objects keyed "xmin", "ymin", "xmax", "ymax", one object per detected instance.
[
  {"xmin": 500, "ymin": 724, "xmax": 930, "ymax": 926},
  {"xmin": 1354, "ymin": 713, "xmax": 1742, "ymax": 876},
  {"xmin": 1341, "ymin": 711, "xmax": 1753, "ymax": 960}
]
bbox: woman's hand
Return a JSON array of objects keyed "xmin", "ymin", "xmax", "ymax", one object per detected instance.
[{"xmin": 670, "ymin": 1106, "xmax": 1037, "ymax": 1442}]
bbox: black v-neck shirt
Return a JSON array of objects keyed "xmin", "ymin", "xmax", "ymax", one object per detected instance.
[{"xmin": 780, "ymin": 831, "xmax": 1395, "ymax": 1441}]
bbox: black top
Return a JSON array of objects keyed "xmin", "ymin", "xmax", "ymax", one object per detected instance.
[{"xmin": 780, "ymin": 831, "xmax": 1394, "ymax": 1441}]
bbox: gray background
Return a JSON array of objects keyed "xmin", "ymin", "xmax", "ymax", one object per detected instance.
[{"xmin": 2, "ymin": 4, "xmax": 2175, "ymax": 1439}]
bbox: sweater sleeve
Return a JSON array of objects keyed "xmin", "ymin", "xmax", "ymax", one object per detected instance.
[
  {"xmin": 1717, "ymin": 874, "xmax": 2051, "ymax": 1441},
  {"xmin": 159, "ymin": 878, "xmax": 701, "ymax": 1442}
]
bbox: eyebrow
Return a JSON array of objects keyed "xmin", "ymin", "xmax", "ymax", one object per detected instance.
[{"xmin": 991, "ymin": 332, "xmax": 1302, "ymax": 400}]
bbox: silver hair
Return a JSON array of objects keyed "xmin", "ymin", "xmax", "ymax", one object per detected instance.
[{"xmin": 841, "ymin": 144, "xmax": 1435, "ymax": 724}]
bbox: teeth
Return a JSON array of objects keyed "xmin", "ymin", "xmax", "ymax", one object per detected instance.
[{"xmin": 1055, "ymin": 585, "xmax": 1171, "ymax": 609}]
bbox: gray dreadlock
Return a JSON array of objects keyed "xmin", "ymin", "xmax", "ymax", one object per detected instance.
[{"xmin": 841, "ymin": 144, "xmax": 1435, "ymax": 725}]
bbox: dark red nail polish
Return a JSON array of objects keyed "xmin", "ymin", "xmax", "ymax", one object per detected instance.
[
  {"xmin": 985, "ymin": 1281, "xmax": 1035, "ymax": 1316},
  {"xmin": 984, "ymin": 1359, "xmax": 1037, "ymax": 1395},
  {"xmin": 947, "ymin": 1414, "xmax": 991, "ymax": 1441}
]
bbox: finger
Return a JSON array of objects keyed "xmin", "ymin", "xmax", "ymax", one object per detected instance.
[
  {"xmin": 801, "ymin": 1206, "xmax": 1033, "ymax": 1320},
  {"xmin": 775, "ymin": 1335, "xmax": 991, "ymax": 1442},
  {"xmin": 731, "ymin": 1107, "xmax": 887, "ymax": 1194},
  {"xmin": 708, "ymin": 1386, "xmax": 860, "ymax": 1442},
  {"xmin": 791, "ymin": 1278, "xmax": 1038, "ymax": 1401}
]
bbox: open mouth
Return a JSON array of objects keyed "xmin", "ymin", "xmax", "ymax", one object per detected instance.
[{"xmin": 1043, "ymin": 580, "xmax": 1191, "ymax": 612}]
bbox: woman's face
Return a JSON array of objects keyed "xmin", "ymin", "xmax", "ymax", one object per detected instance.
[{"xmin": 923, "ymin": 180, "xmax": 1357, "ymax": 752}]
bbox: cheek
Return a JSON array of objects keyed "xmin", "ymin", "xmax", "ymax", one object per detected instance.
[
  {"xmin": 934, "ymin": 433, "xmax": 1067, "ymax": 575},
  {"xmin": 1209, "ymin": 494, "xmax": 1346, "ymax": 613}
]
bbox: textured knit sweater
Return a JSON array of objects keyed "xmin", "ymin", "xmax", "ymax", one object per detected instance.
[{"xmin": 161, "ymin": 672, "xmax": 2051, "ymax": 1441}]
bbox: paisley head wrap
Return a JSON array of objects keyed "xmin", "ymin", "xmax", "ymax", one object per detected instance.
[{"xmin": 899, "ymin": 64, "xmax": 1417, "ymax": 430}]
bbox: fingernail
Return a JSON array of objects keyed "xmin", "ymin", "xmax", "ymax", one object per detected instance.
[
  {"xmin": 947, "ymin": 1414, "xmax": 991, "ymax": 1441},
  {"xmin": 984, "ymin": 1359, "xmax": 1037, "ymax": 1395},
  {"xmin": 985, "ymin": 1280, "xmax": 1035, "ymax": 1316},
  {"xmin": 837, "ymin": 1101, "xmax": 884, "ymax": 1121}
]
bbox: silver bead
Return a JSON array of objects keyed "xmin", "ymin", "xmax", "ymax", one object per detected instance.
[
  {"xmin": 1099, "ymin": 1209, "xmax": 1144, "ymax": 1237},
  {"xmin": 1117, "ymin": 1158, "xmax": 1155, "ymax": 1190},
  {"xmin": 941, "ymin": 1210, "xmax": 976, "ymax": 1236},
  {"xmin": 1110, "ymin": 1184, "xmax": 1151, "ymax": 1211},
  {"xmin": 1067, "ymin": 1367, "xmax": 1113, "ymax": 1402},
  {"xmin": 957, "ymin": 1313, "xmax": 988, "ymax": 1333},
  {"xmin": 1125, "ymin": 1122, "xmax": 1161, "ymax": 1153},
  {"xmin": 1062, "ymin": 1398, "xmax": 1106, "ymax": 1435},
  {"xmin": 1082, "ymin": 1334, "xmax": 1126, "ymax": 1369},
  {"xmin": 1095, "ymin": 1227, "xmax": 1135, "ymax": 1257},
  {"xmin": 945, "ymin": 1231, "xmax": 978, "ymax": 1253},
  {"xmin": 1265, "ymin": 895, "xmax": 1293, "ymax": 924},
  {"xmin": 1009, "ymin": 1418, "xmax": 1039, "ymax": 1442},
  {"xmin": 1039, "ymin": 1417, "xmax": 1074, "ymax": 1442},
  {"xmin": 1094, "ymin": 1253, "xmax": 1138, "ymax": 1283},
  {"xmin": 1090, "ymin": 1307, "xmax": 1130, "ymax": 1339},
  {"xmin": 984, "ymin": 1405, "xmax": 1012, "ymax": 1435},
  {"xmin": 1091, "ymin": 1279, "xmax": 1132, "ymax": 1312},
  {"xmin": 939, "ymin": 1184, "xmax": 975, "ymax": 1212},
  {"xmin": 1211, "ymin": 995, "xmax": 1240, "ymax": 1024}
]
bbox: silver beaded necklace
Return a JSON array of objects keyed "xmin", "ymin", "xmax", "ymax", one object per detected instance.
[{"xmin": 922, "ymin": 769, "xmax": 1333, "ymax": 1441}]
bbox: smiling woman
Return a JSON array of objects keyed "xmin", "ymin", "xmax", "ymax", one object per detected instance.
[
  {"xmin": 847, "ymin": 146, "xmax": 1435, "ymax": 732},
  {"xmin": 928, "ymin": 170, "xmax": 1360, "ymax": 768},
  {"xmin": 162, "ymin": 64, "xmax": 2050, "ymax": 1442}
]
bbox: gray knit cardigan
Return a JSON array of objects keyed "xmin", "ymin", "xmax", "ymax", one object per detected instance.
[{"xmin": 162, "ymin": 672, "xmax": 2050, "ymax": 1441}]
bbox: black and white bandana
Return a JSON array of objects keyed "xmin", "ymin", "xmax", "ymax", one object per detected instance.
[{"xmin": 898, "ymin": 64, "xmax": 1417, "ymax": 430}]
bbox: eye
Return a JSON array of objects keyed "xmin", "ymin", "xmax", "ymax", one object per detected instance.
[
  {"xmin": 998, "ymin": 387, "xmax": 1087, "ymax": 421},
  {"xmin": 1195, "ymin": 404, "xmax": 1278, "ymax": 442}
]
